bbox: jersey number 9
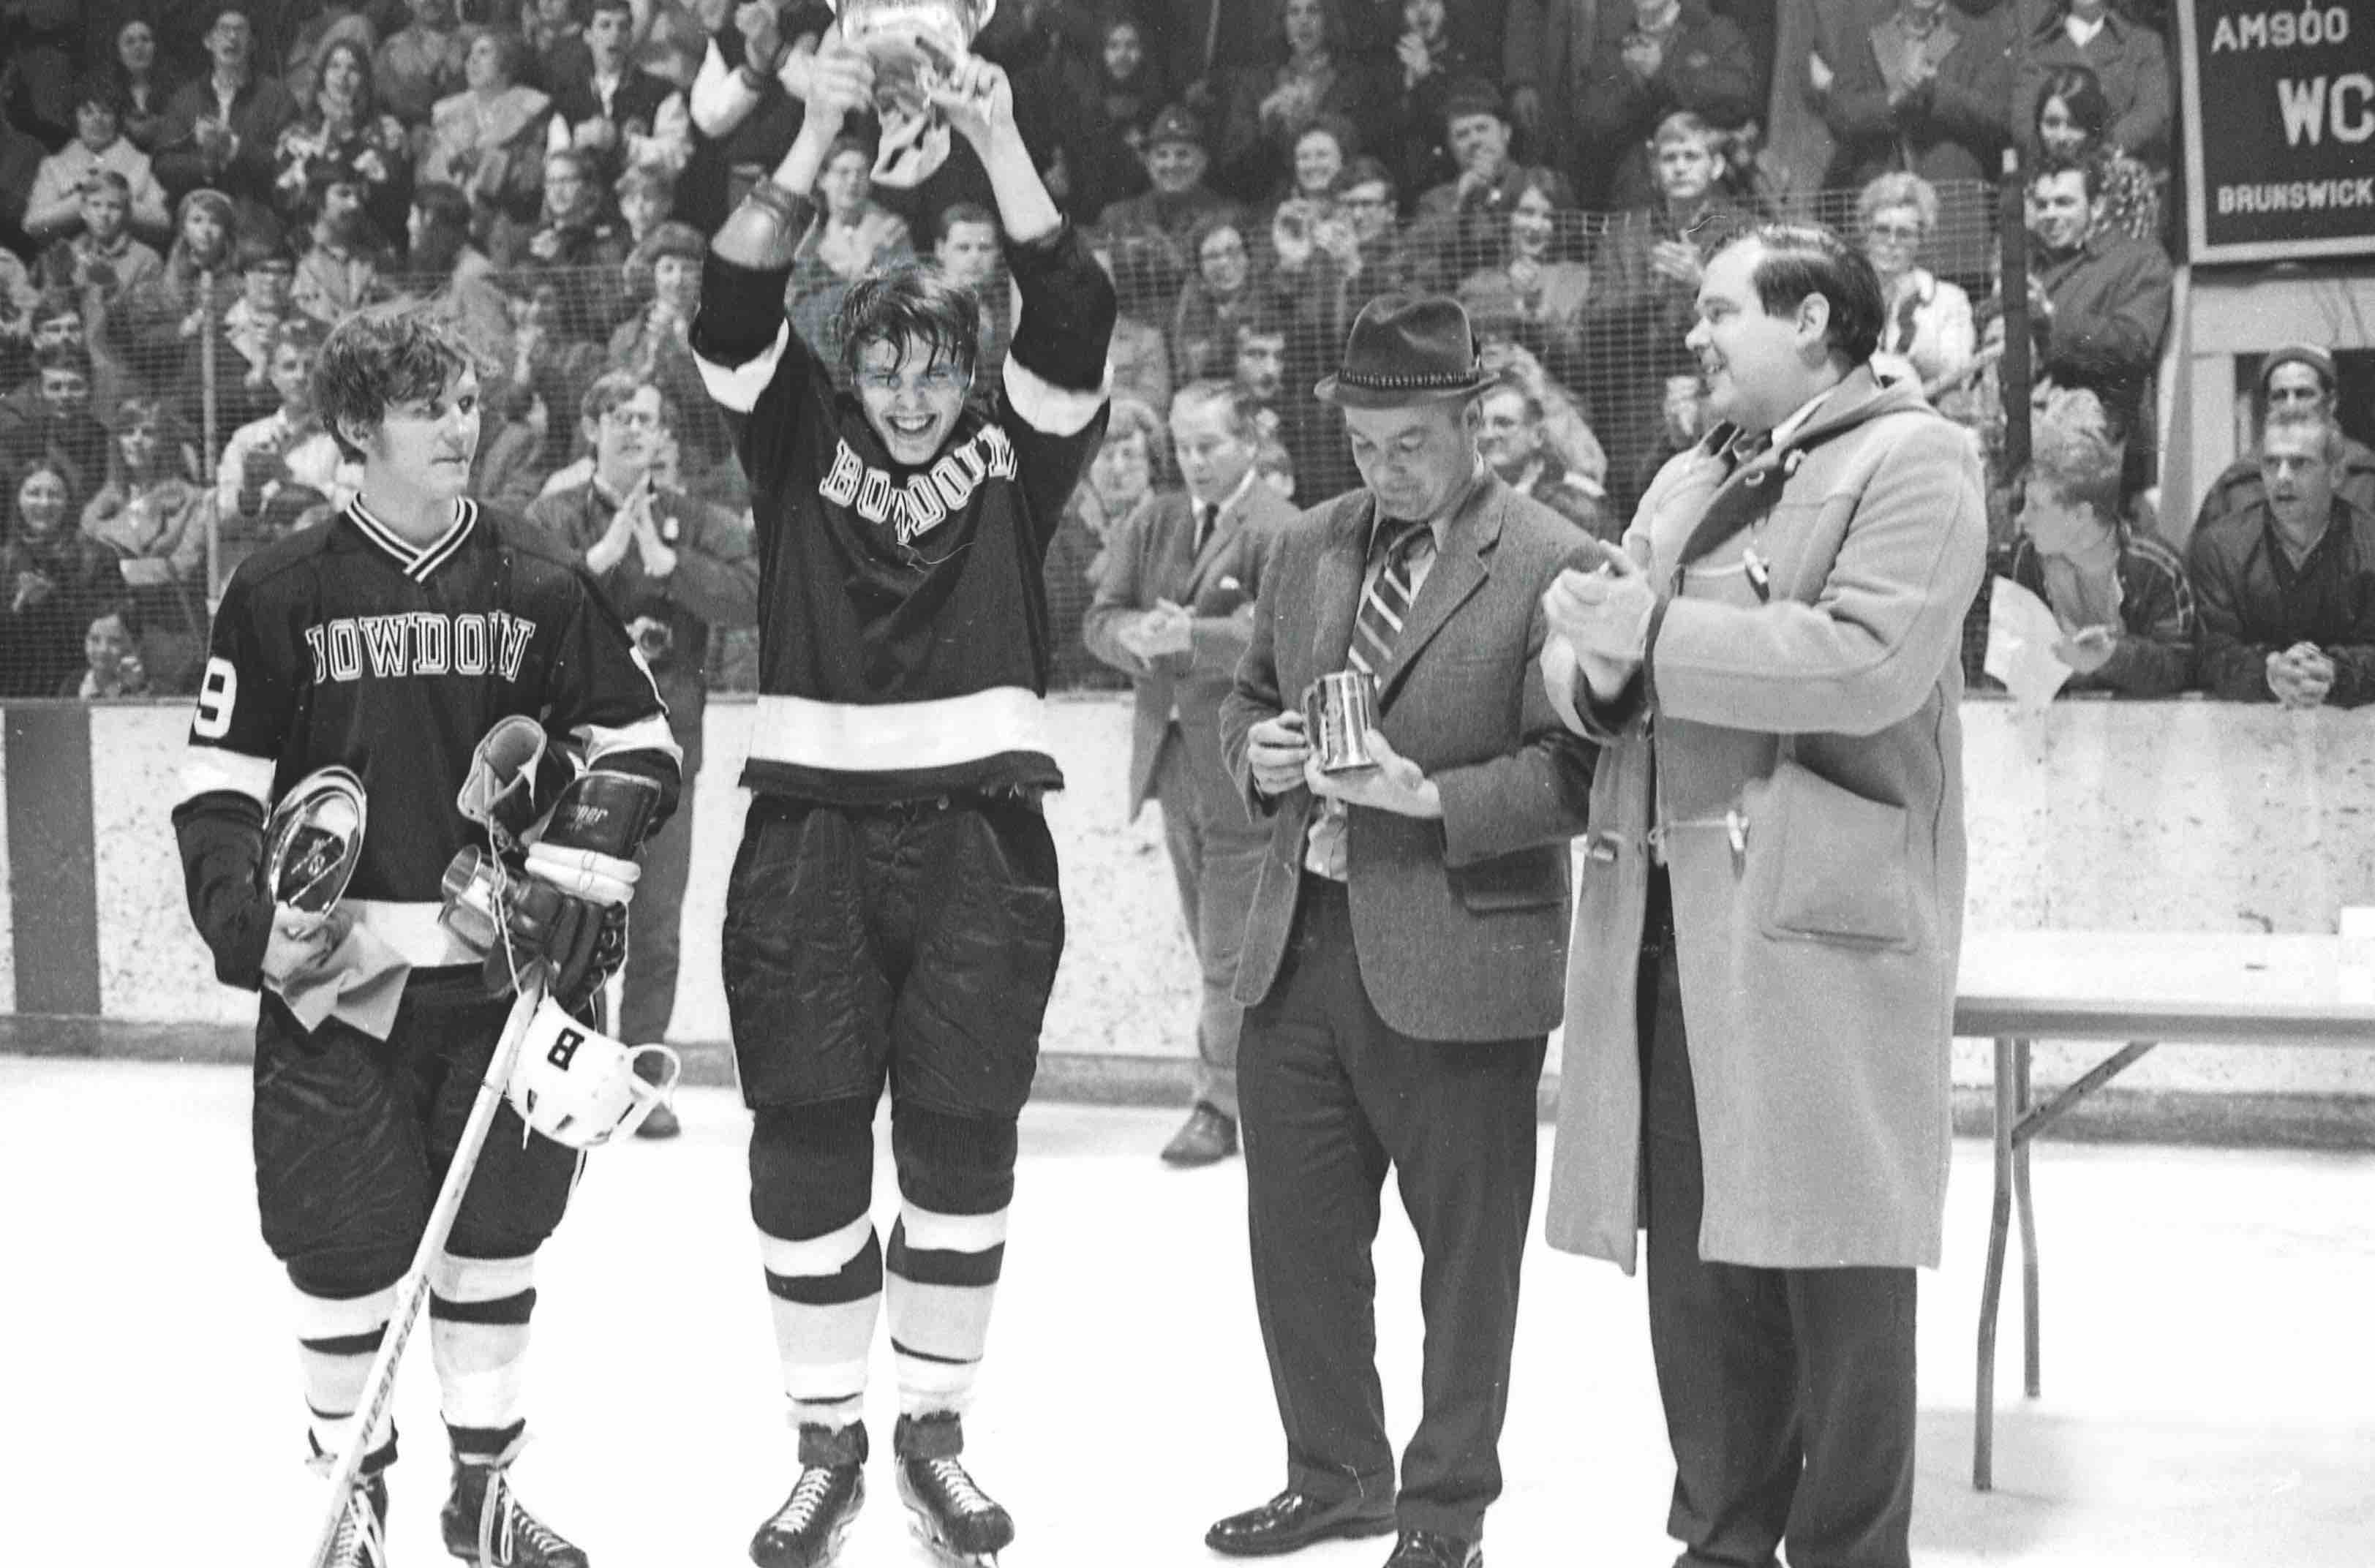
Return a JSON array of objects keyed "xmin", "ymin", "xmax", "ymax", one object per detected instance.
[{"xmin": 193, "ymin": 656, "xmax": 238, "ymax": 741}]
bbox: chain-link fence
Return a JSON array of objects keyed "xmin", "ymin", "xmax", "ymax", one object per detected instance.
[{"xmin": 0, "ymin": 177, "xmax": 2025, "ymax": 703}]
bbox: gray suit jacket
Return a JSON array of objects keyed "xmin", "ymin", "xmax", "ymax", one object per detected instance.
[
  {"xmin": 1219, "ymin": 473, "xmax": 1603, "ymax": 1042},
  {"xmin": 1085, "ymin": 482, "xmax": 1296, "ymax": 822}
]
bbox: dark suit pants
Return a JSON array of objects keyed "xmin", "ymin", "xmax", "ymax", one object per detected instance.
[
  {"xmin": 1238, "ymin": 875, "xmax": 1546, "ymax": 1542},
  {"xmin": 620, "ymin": 704, "xmax": 701, "ymax": 1045},
  {"xmin": 1639, "ymin": 895, "xmax": 1918, "ymax": 1568},
  {"xmin": 1155, "ymin": 731, "xmax": 1268, "ymax": 1120}
]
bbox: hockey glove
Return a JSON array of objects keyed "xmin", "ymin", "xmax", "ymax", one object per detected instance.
[
  {"xmin": 456, "ymin": 716, "xmax": 571, "ymax": 853},
  {"xmin": 440, "ymin": 845, "xmax": 620, "ymax": 1007},
  {"xmin": 522, "ymin": 769, "xmax": 664, "ymax": 906}
]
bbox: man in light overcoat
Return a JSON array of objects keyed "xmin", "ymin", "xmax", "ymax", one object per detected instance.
[{"xmin": 1538, "ymin": 222, "xmax": 1986, "ymax": 1568}]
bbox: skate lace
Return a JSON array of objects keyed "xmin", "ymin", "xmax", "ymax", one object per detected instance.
[
  {"xmin": 477, "ymin": 1468, "xmax": 571, "ymax": 1567},
  {"xmin": 920, "ymin": 1457, "xmax": 995, "ymax": 1518},
  {"xmin": 328, "ymin": 1485, "xmax": 388, "ymax": 1568},
  {"xmin": 772, "ymin": 1466, "xmax": 842, "ymax": 1531}
]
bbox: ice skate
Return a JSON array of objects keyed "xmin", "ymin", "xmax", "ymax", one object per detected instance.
[
  {"xmin": 894, "ymin": 1414, "xmax": 1012, "ymax": 1567},
  {"xmin": 320, "ymin": 1471, "xmax": 391, "ymax": 1568},
  {"xmin": 750, "ymin": 1422, "xmax": 868, "ymax": 1568},
  {"xmin": 440, "ymin": 1440, "xmax": 588, "ymax": 1568}
]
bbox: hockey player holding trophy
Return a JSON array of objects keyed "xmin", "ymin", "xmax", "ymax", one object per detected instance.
[
  {"xmin": 690, "ymin": 2, "xmax": 1113, "ymax": 1564},
  {"xmin": 172, "ymin": 304, "xmax": 683, "ymax": 1568}
]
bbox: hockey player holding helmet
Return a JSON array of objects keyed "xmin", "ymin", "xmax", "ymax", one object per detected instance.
[
  {"xmin": 171, "ymin": 305, "xmax": 682, "ymax": 1567},
  {"xmin": 690, "ymin": 21, "xmax": 1113, "ymax": 1568}
]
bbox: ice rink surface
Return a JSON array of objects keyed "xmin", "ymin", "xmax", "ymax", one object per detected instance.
[{"xmin": 7, "ymin": 1054, "xmax": 2375, "ymax": 1568}]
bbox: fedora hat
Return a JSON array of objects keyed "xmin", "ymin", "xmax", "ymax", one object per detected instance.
[{"xmin": 1314, "ymin": 294, "xmax": 1495, "ymax": 409}]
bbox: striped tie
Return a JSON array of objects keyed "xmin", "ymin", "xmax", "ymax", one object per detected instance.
[{"xmin": 1347, "ymin": 518, "xmax": 1431, "ymax": 681}]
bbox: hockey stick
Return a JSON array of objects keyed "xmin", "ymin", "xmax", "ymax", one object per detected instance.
[{"xmin": 304, "ymin": 973, "xmax": 547, "ymax": 1568}]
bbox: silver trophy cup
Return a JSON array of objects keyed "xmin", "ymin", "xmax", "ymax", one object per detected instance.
[
  {"xmin": 827, "ymin": 0, "xmax": 997, "ymax": 186},
  {"xmin": 263, "ymin": 766, "xmax": 368, "ymax": 915},
  {"xmin": 1302, "ymin": 671, "xmax": 1382, "ymax": 773}
]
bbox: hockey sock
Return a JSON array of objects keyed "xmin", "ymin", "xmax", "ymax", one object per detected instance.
[
  {"xmin": 293, "ymin": 1282, "xmax": 399, "ymax": 1471},
  {"xmin": 886, "ymin": 1108, "xmax": 1016, "ymax": 1417},
  {"xmin": 760, "ymin": 1213, "xmax": 884, "ymax": 1430},
  {"xmin": 428, "ymin": 1252, "xmax": 537, "ymax": 1462}
]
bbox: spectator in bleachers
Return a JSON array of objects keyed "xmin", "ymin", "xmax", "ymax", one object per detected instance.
[
  {"xmin": 418, "ymin": 27, "xmax": 552, "ymax": 233},
  {"xmin": 1090, "ymin": 239, "xmax": 1175, "ymax": 417},
  {"xmin": 3, "ymin": 344, "xmax": 114, "ymax": 497},
  {"xmin": 36, "ymin": 172, "xmax": 167, "ymax": 333},
  {"xmin": 544, "ymin": 0, "xmax": 693, "ymax": 186},
  {"xmin": 1457, "ymin": 166, "xmax": 1590, "ymax": 380},
  {"xmin": 222, "ymin": 240, "xmax": 298, "ymax": 395},
  {"xmin": 118, "ymin": 188, "xmax": 266, "ymax": 429},
  {"xmin": 1860, "ymin": 171, "xmax": 1974, "ymax": 391},
  {"xmin": 271, "ymin": 37, "xmax": 413, "ymax": 245},
  {"xmin": 522, "ymin": 0, "xmax": 593, "ymax": 88},
  {"xmin": 931, "ymin": 200, "xmax": 1013, "ymax": 384},
  {"xmin": 2190, "ymin": 411, "xmax": 2375, "ymax": 707},
  {"xmin": 1231, "ymin": 304, "xmax": 1354, "ymax": 500},
  {"xmin": 633, "ymin": 0, "xmax": 716, "ymax": 91},
  {"xmin": 508, "ymin": 271, "xmax": 608, "ymax": 453},
  {"xmin": 518, "ymin": 146, "xmax": 625, "ymax": 272},
  {"xmin": 2024, "ymin": 151, "xmax": 2169, "ymax": 394},
  {"xmin": 110, "ymin": 19, "xmax": 179, "ymax": 153},
  {"xmin": 2004, "ymin": 386, "xmax": 2194, "ymax": 696},
  {"xmin": 616, "ymin": 162, "xmax": 677, "ymax": 247},
  {"xmin": 1330, "ymin": 153, "xmax": 1442, "ymax": 306},
  {"xmin": 1264, "ymin": 194, "xmax": 1354, "ymax": 356},
  {"xmin": 1381, "ymin": 0, "xmax": 1483, "ymax": 201},
  {"xmin": 26, "ymin": 80, "xmax": 174, "ymax": 248},
  {"xmin": 4, "ymin": 0, "xmax": 84, "ymax": 151},
  {"xmin": 80, "ymin": 395, "xmax": 210, "ymax": 689},
  {"xmin": 607, "ymin": 217, "xmax": 733, "ymax": 481},
  {"xmin": 1574, "ymin": 0, "xmax": 1756, "ymax": 212},
  {"xmin": 64, "ymin": 603, "xmax": 150, "ymax": 698},
  {"xmin": 1587, "ymin": 110, "xmax": 1751, "ymax": 512},
  {"xmin": 1097, "ymin": 104, "xmax": 1240, "ymax": 307},
  {"xmin": 279, "ymin": 0, "xmax": 387, "ymax": 111},
  {"xmin": 0, "ymin": 251, "xmax": 34, "ymax": 384},
  {"xmin": 2195, "ymin": 346, "xmax": 2375, "ymax": 532},
  {"xmin": 1404, "ymin": 78, "xmax": 1558, "ymax": 276},
  {"xmin": 0, "ymin": 458, "xmax": 120, "ymax": 697},
  {"xmin": 1213, "ymin": 0, "xmax": 1383, "ymax": 203},
  {"xmin": 2030, "ymin": 62, "xmax": 2159, "ymax": 244},
  {"xmin": 1280, "ymin": 117, "xmax": 1353, "ymax": 215},
  {"xmin": 526, "ymin": 368, "xmax": 756, "ymax": 1108},
  {"xmin": 1477, "ymin": 328, "xmax": 1609, "ymax": 487},
  {"xmin": 783, "ymin": 132, "xmax": 912, "ymax": 363},
  {"xmin": 214, "ymin": 317, "xmax": 358, "ymax": 540},
  {"xmin": 471, "ymin": 376, "xmax": 552, "ymax": 508},
  {"xmin": 151, "ymin": 6, "xmax": 298, "ymax": 235},
  {"xmin": 1502, "ymin": 0, "xmax": 1597, "ymax": 177},
  {"xmin": 292, "ymin": 174, "xmax": 396, "ymax": 325},
  {"xmin": 1053, "ymin": 11, "xmax": 1163, "ymax": 224},
  {"xmin": 1169, "ymin": 212, "xmax": 1262, "ymax": 383},
  {"xmin": 2017, "ymin": 0, "xmax": 2169, "ymax": 170},
  {"xmin": 402, "ymin": 180, "xmax": 513, "ymax": 353},
  {"xmin": 1477, "ymin": 374, "xmax": 1609, "ymax": 539},
  {"xmin": 374, "ymin": 0, "xmax": 473, "ymax": 126}
]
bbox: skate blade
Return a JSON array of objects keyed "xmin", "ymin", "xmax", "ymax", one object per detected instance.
[{"xmin": 902, "ymin": 1507, "xmax": 1001, "ymax": 1567}]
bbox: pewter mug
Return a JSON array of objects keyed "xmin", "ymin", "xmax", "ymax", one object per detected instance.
[{"xmin": 1303, "ymin": 671, "xmax": 1381, "ymax": 773}]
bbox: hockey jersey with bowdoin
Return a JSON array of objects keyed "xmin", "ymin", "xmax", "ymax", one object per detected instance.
[
  {"xmin": 690, "ymin": 203, "xmax": 1115, "ymax": 805},
  {"xmin": 173, "ymin": 498, "xmax": 682, "ymax": 984}
]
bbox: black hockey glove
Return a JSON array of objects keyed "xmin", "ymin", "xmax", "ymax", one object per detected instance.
[{"xmin": 478, "ymin": 770, "xmax": 662, "ymax": 1006}]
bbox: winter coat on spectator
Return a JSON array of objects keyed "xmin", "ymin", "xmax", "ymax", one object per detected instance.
[
  {"xmin": 1, "ymin": 410, "xmax": 116, "ymax": 502},
  {"xmin": 2189, "ymin": 495, "xmax": 2375, "ymax": 705},
  {"xmin": 2032, "ymin": 228, "xmax": 2171, "ymax": 386},
  {"xmin": 151, "ymin": 74, "xmax": 301, "ymax": 222},
  {"xmin": 1874, "ymin": 266, "xmax": 1976, "ymax": 389},
  {"xmin": 2017, "ymin": 2, "xmax": 2171, "ymax": 165},
  {"xmin": 421, "ymin": 85, "xmax": 554, "ymax": 224},
  {"xmin": 1573, "ymin": 0, "xmax": 1757, "ymax": 211},
  {"xmin": 25, "ymin": 141, "xmax": 174, "ymax": 244},
  {"xmin": 374, "ymin": 21, "xmax": 473, "ymax": 126},
  {"xmin": 1214, "ymin": 51, "xmax": 1390, "ymax": 205},
  {"xmin": 36, "ymin": 233, "xmax": 168, "ymax": 320},
  {"xmin": 2003, "ymin": 528, "xmax": 2194, "ymax": 696},
  {"xmin": 1818, "ymin": 0, "xmax": 2011, "ymax": 188},
  {"xmin": 1410, "ymin": 162, "xmax": 1564, "ymax": 279},
  {"xmin": 0, "ymin": 519, "xmax": 122, "ymax": 700},
  {"xmin": 2195, "ymin": 438, "xmax": 2375, "ymax": 535},
  {"xmin": 1382, "ymin": 33, "xmax": 1488, "ymax": 205},
  {"xmin": 272, "ymin": 109, "xmax": 413, "ymax": 243}
]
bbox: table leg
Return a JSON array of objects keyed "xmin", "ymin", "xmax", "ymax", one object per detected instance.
[
  {"xmin": 2016, "ymin": 1040, "xmax": 2039, "ymax": 1399},
  {"xmin": 1974, "ymin": 1035, "xmax": 2017, "ymax": 1492}
]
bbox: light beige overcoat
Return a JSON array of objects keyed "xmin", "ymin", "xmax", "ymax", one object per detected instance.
[{"xmin": 1543, "ymin": 367, "xmax": 1987, "ymax": 1271}]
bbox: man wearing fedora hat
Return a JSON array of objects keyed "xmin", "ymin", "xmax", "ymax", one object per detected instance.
[{"xmin": 1211, "ymin": 291, "xmax": 1601, "ymax": 1568}]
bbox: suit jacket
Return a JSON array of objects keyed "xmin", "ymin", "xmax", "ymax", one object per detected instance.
[
  {"xmin": 1542, "ymin": 368, "xmax": 1987, "ymax": 1272},
  {"xmin": 1085, "ymin": 480, "xmax": 1296, "ymax": 821},
  {"xmin": 1219, "ymin": 474, "xmax": 1602, "ymax": 1042}
]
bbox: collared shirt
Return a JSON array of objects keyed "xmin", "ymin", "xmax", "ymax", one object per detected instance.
[
  {"xmin": 1302, "ymin": 462, "xmax": 1483, "ymax": 880},
  {"xmin": 2063, "ymin": 10, "xmax": 2106, "ymax": 46}
]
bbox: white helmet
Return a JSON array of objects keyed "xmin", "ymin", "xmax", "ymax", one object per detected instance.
[{"xmin": 506, "ymin": 995, "xmax": 682, "ymax": 1148}]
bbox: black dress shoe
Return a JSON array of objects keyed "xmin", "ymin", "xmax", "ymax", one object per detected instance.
[
  {"xmin": 1161, "ymin": 1101, "xmax": 1238, "ymax": 1166},
  {"xmin": 1205, "ymin": 1488, "xmax": 1396, "ymax": 1557},
  {"xmin": 1381, "ymin": 1528, "xmax": 1480, "ymax": 1567}
]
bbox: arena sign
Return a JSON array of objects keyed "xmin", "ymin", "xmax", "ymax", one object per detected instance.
[{"xmin": 2178, "ymin": 0, "xmax": 2375, "ymax": 261}]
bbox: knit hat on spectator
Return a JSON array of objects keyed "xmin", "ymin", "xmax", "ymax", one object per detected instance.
[
  {"xmin": 2259, "ymin": 344, "xmax": 2337, "ymax": 395},
  {"xmin": 1146, "ymin": 105, "xmax": 1205, "ymax": 151},
  {"xmin": 1440, "ymin": 78, "xmax": 1505, "ymax": 127}
]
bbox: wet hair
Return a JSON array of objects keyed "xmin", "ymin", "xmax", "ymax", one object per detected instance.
[
  {"xmin": 838, "ymin": 266, "xmax": 981, "ymax": 387},
  {"xmin": 1736, "ymin": 223, "xmax": 1885, "ymax": 366},
  {"xmin": 315, "ymin": 305, "xmax": 480, "ymax": 460}
]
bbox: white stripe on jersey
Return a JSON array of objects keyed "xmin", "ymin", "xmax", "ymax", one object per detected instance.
[
  {"xmin": 696, "ymin": 323, "xmax": 791, "ymax": 415},
  {"xmin": 1002, "ymin": 353, "xmax": 1110, "ymax": 437},
  {"xmin": 576, "ymin": 713, "xmax": 682, "ymax": 769},
  {"xmin": 346, "ymin": 497, "xmax": 481, "ymax": 582},
  {"xmin": 346, "ymin": 900, "xmax": 483, "ymax": 967},
  {"xmin": 178, "ymin": 745, "xmax": 276, "ymax": 806},
  {"xmin": 748, "ymin": 689, "xmax": 1049, "ymax": 772}
]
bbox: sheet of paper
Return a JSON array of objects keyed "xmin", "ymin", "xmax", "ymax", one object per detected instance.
[{"xmin": 1984, "ymin": 574, "xmax": 2074, "ymax": 710}]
